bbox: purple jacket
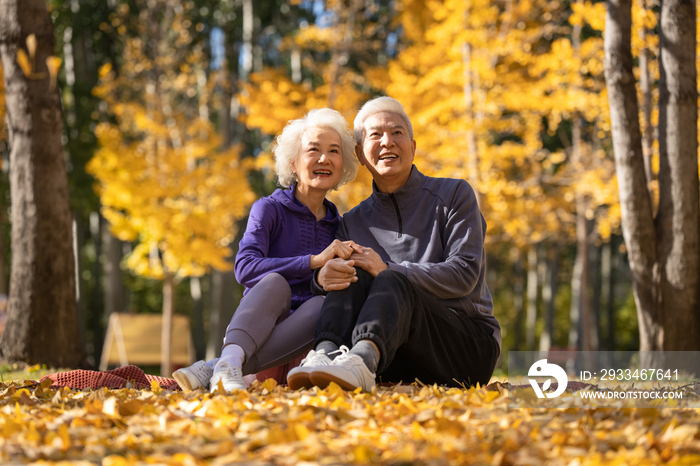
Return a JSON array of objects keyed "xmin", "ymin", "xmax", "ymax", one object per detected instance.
[{"xmin": 234, "ymin": 184, "xmax": 340, "ymax": 310}]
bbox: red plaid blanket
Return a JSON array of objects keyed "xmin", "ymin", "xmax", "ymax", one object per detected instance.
[{"xmin": 40, "ymin": 365, "xmax": 180, "ymax": 391}]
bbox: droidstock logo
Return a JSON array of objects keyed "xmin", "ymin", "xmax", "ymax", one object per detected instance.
[{"xmin": 528, "ymin": 359, "xmax": 568, "ymax": 398}]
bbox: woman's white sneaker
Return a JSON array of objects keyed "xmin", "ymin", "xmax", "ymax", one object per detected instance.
[
  {"xmin": 172, "ymin": 360, "xmax": 213, "ymax": 391},
  {"xmin": 287, "ymin": 349, "xmax": 332, "ymax": 390},
  {"xmin": 210, "ymin": 362, "xmax": 246, "ymax": 393}
]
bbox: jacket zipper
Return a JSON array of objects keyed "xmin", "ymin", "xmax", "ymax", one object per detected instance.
[{"xmin": 389, "ymin": 194, "xmax": 403, "ymax": 238}]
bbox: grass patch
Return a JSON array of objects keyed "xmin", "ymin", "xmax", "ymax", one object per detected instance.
[{"xmin": 0, "ymin": 362, "xmax": 65, "ymax": 383}]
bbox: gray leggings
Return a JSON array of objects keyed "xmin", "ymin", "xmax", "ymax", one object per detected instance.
[{"xmin": 223, "ymin": 272, "xmax": 324, "ymax": 375}]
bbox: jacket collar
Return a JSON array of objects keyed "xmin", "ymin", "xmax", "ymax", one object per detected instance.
[
  {"xmin": 273, "ymin": 184, "xmax": 340, "ymax": 223},
  {"xmin": 369, "ymin": 165, "xmax": 424, "ymax": 210}
]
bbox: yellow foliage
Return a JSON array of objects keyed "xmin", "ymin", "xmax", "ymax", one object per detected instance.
[
  {"xmin": 380, "ymin": 0, "xmax": 619, "ymax": 246},
  {"xmin": 240, "ymin": 68, "xmax": 366, "ymax": 140},
  {"xmin": 88, "ymin": 7, "xmax": 255, "ymax": 281},
  {"xmin": 0, "ymin": 379, "xmax": 698, "ymax": 463}
]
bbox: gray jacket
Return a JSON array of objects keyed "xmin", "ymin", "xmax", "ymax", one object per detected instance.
[{"xmin": 329, "ymin": 165, "xmax": 501, "ymax": 349}]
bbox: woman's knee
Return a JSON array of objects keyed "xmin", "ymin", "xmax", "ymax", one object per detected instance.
[
  {"xmin": 258, "ymin": 272, "xmax": 288, "ymax": 288},
  {"xmin": 255, "ymin": 272, "xmax": 291, "ymax": 299},
  {"xmin": 238, "ymin": 272, "xmax": 291, "ymax": 319}
]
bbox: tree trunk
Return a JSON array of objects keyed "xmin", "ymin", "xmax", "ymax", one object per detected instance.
[
  {"xmin": 539, "ymin": 243, "xmax": 559, "ymax": 352},
  {"xmin": 207, "ymin": 269, "xmax": 235, "ymax": 360},
  {"xmin": 0, "ymin": 181, "xmax": 7, "ymax": 297},
  {"xmin": 512, "ymin": 256, "xmax": 524, "ymax": 350},
  {"xmin": 600, "ymin": 238, "xmax": 613, "ymax": 350},
  {"xmin": 656, "ymin": 0, "xmax": 699, "ymax": 350},
  {"xmin": 605, "ymin": 0, "xmax": 660, "ymax": 351},
  {"xmin": 569, "ymin": 10, "xmax": 595, "ymax": 353},
  {"xmin": 100, "ymin": 224, "xmax": 124, "ymax": 366},
  {"xmin": 0, "ymin": 0, "xmax": 85, "ymax": 367},
  {"xmin": 190, "ymin": 276, "xmax": 205, "ymax": 361},
  {"xmin": 525, "ymin": 247, "xmax": 538, "ymax": 351},
  {"xmin": 161, "ymin": 273, "xmax": 174, "ymax": 377},
  {"xmin": 103, "ymin": 221, "xmax": 124, "ymax": 317},
  {"xmin": 74, "ymin": 217, "xmax": 87, "ymax": 352},
  {"xmin": 590, "ymin": 235, "xmax": 601, "ymax": 351},
  {"xmin": 607, "ymin": 236, "xmax": 619, "ymax": 350},
  {"xmin": 569, "ymin": 240, "xmax": 582, "ymax": 350},
  {"xmin": 89, "ymin": 211, "xmax": 103, "ymax": 363}
]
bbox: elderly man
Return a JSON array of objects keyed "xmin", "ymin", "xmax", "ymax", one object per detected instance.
[{"xmin": 287, "ymin": 97, "xmax": 501, "ymax": 392}]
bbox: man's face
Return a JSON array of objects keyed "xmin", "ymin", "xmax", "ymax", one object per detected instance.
[{"xmin": 357, "ymin": 111, "xmax": 416, "ymax": 189}]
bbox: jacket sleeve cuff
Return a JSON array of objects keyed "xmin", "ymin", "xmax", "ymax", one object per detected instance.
[
  {"xmin": 387, "ymin": 261, "xmax": 408, "ymax": 276},
  {"xmin": 311, "ymin": 268, "xmax": 328, "ymax": 296}
]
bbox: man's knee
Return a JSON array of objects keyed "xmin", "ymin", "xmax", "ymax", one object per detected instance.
[
  {"xmin": 374, "ymin": 269, "xmax": 409, "ymax": 287},
  {"xmin": 354, "ymin": 267, "xmax": 374, "ymax": 282}
]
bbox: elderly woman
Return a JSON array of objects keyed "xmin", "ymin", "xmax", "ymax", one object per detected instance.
[{"xmin": 173, "ymin": 108, "xmax": 359, "ymax": 392}]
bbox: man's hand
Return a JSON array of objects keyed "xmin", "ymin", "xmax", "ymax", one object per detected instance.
[
  {"xmin": 350, "ymin": 247, "xmax": 388, "ymax": 277},
  {"xmin": 310, "ymin": 240, "xmax": 363, "ymax": 270},
  {"xmin": 318, "ymin": 258, "xmax": 358, "ymax": 291}
]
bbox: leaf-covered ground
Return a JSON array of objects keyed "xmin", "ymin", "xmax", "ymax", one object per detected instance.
[{"xmin": 0, "ymin": 378, "xmax": 700, "ymax": 465}]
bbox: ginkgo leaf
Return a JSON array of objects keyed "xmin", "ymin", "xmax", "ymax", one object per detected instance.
[
  {"xmin": 25, "ymin": 34, "xmax": 37, "ymax": 59},
  {"xmin": 16, "ymin": 49, "xmax": 32, "ymax": 77},
  {"xmin": 46, "ymin": 56, "xmax": 61, "ymax": 90}
]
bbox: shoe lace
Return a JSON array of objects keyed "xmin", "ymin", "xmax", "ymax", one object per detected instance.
[
  {"xmin": 218, "ymin": 363, "xmax": 243, "ymax": 383},
  {"xmin": 329, "ymin": 345, "xmax": 357, "ymax": 364},
  {"xmin": 301, "ymin": 349, "xmax": 331, "ymax": 366},
  {"xmin": 191, "ymin": 361, "xmax": 213, "ymax": 379}
]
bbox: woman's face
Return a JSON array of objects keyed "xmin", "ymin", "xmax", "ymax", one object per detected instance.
[{"xmin": 292, "ymin": 126, "xmax": 344, "ymax": 192}]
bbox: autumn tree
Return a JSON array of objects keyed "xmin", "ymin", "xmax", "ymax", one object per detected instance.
[
  {"xmin": 0, "ymin": 0, "xmax": 86, "ymax": 367},
  {"xmin": 605, "ymin": 0, "xmax": 699, "ymax": 351},
  {"xmin": 88, "ymin": 0, "xmax": 255, "ymax": 375}
]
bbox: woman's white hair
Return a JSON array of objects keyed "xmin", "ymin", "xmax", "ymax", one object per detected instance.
[
  {"xmin": 353, "ymin": 96, "xmax": 413, "ymax": 144},
  {"xmin": 273, "ymin": 108, "xmax": 358, "ymax": 190}
]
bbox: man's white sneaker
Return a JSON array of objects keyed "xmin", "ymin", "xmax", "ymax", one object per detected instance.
[
  {"xmin": 172, "ymin": 360, "xmax": 213, "ymax": 391},
  {"xmin": 310, "ymin": 346, "xmax": 376, "ymax": 392},
  {"xmin": 287, "ymin": 349, "xmax": 332, "ymax": 390},
  {"xmin": 210, "ymin": 361, "xmax": 247, "ymax": 393}
]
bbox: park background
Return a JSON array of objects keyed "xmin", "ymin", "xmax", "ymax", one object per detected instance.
[{"xmin": 0, "ymin": 0, "xmax": 698, "ymax": 376}]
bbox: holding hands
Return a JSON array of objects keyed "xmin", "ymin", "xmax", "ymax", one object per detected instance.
[
  {"xmin": 317, "ymin": 246, "xmax": 388, "ymax": 292},
  {"xmin": 349, "ymin": 247, "xmax": 388, "ymax": 277},
  {"xmin": 310, "ymin": 239, "xmax": 363, "ymax": 270},
  {"xmin": 317, "ymin": 257, "xmax": 358, "ymax": 291}
]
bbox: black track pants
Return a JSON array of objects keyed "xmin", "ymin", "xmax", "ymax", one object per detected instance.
[{"xmin": 315, "ymin": 268, "xmax": 499, "ymax": 387}]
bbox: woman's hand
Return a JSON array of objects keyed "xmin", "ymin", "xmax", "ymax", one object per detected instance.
[{"xmin": 310, "ymin": 240, "xmax": 363, "ymax": 270}]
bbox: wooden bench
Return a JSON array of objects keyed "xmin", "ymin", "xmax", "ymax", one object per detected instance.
[{"xmin": 99, "ymin": 313, "xmax": 195, "ymax": 371}]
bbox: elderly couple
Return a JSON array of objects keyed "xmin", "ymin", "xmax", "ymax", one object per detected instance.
[{"xmin": 173, "ymin": 97, "xmax": 501, "ymax": 393}]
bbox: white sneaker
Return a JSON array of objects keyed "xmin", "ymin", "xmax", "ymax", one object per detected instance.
[
  {"xmin": 310, "ymin": 346, "xmax": 376, "ymax": 392},
  {"xmin": 287, "ymin": 349, "xmax": 332, "ymax": 390},
  {"xmin": 172, "ymin": 360, "xmax": 213, "ymax": 391},
  {"xmin": 210, "ymin": 361, "xmax": 246, "ymax": 393}
]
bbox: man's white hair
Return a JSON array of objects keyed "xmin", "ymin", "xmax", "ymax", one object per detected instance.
[
  {"xmin": 353, "ymin": 96, "xmax": 414, "ymax": 144},
  {"xmin": 273, "ymin": 108, "xmax": 358, "ymax": 189}
]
